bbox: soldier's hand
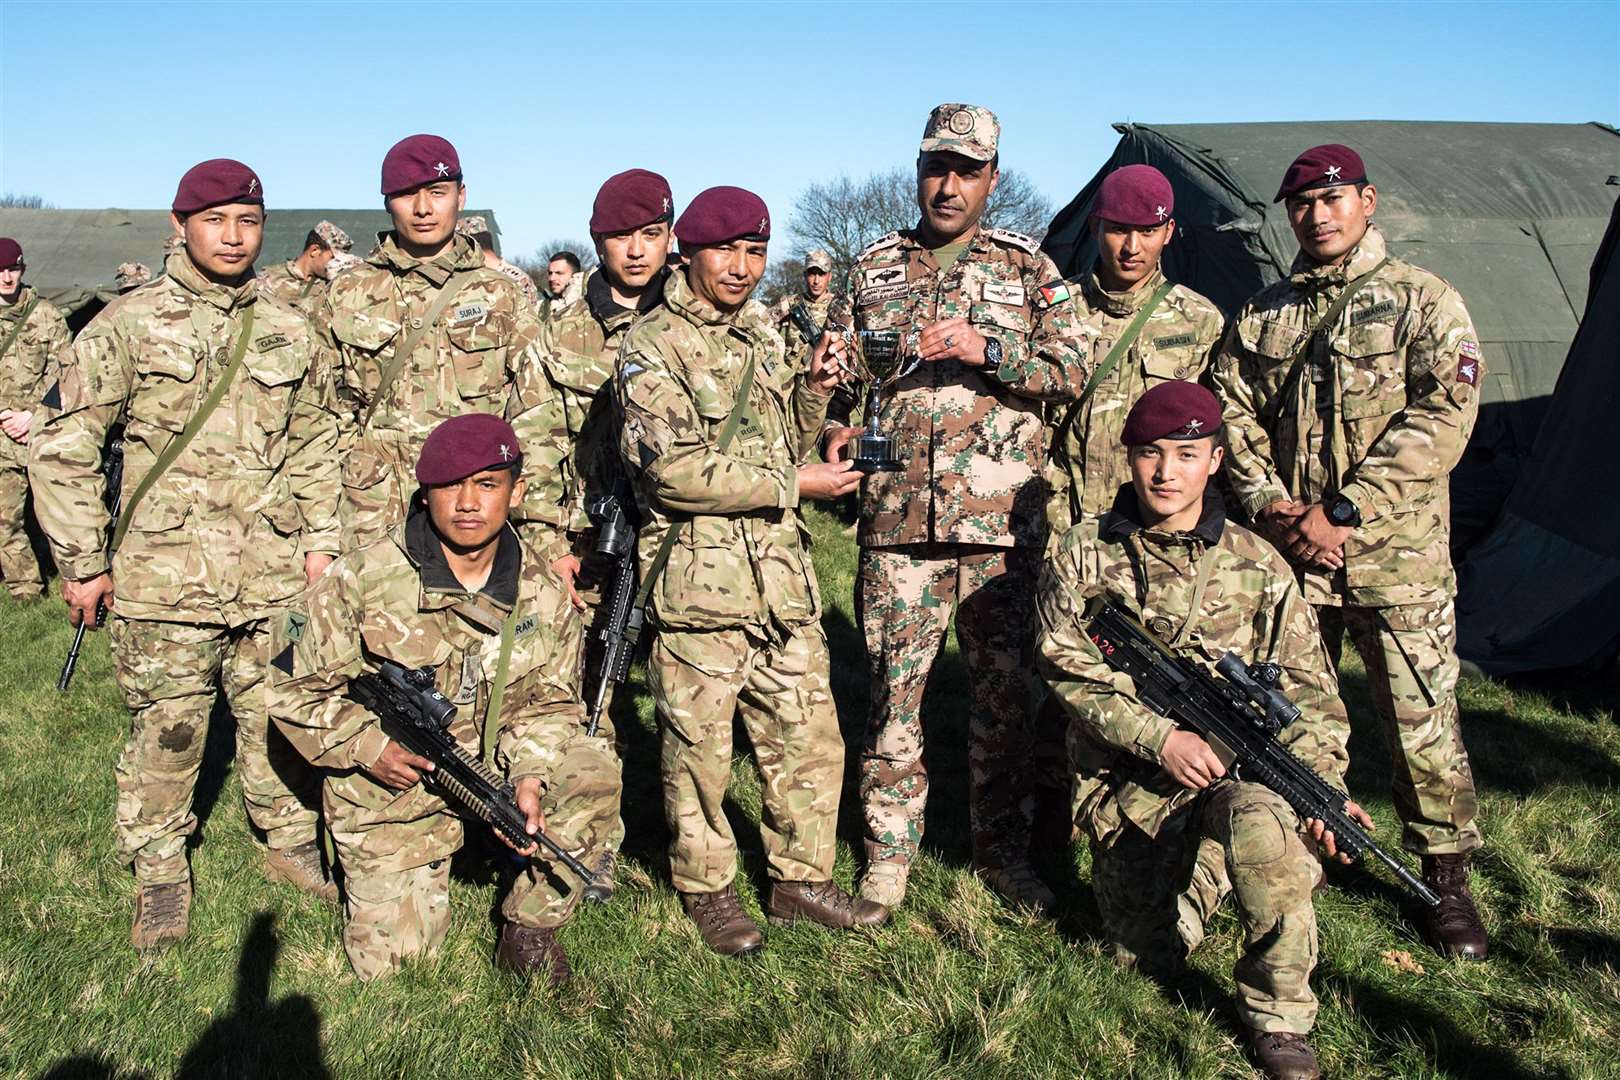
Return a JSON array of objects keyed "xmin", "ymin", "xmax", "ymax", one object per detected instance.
[
  {"xmin": 1282, "ymin": 505, "xmax": 1353, "ymax": 569},
  {"xmin": 807, "ymin": 332, "xmax": 849, "ymax": 393},
  {"xmin": 366, "ymin": 740, "xmax": 435, "ymax": 791},
  {"xmin": 1305, "ymin": 800, "xmax": 1374, "ymax": 864},
  {"xmin": 917, "ymin": 317, "xmax": 988, "ymax": 365},
  {"xmin": 549, "ymin": 553, "xmax": 587, "ymax": 611},
  {"xmin": 0, "ymin": 409, "xmax": 33, "ymax": 443},
  {"xmin": 798, "ymin": 459, "xmax": 863, "ymax": 500},
  {"xmin": 303, "ymin": 552, "xmax": 335, "ymax": 585},
  {"xmin": 1160, "ymin": 730, "xmax": 1227, "ymax": 790},
  {"xmin": 63, "ymin": 573, "xmax": 114, "ymax": 630},
  {"xmin": 498, "ymin": 776, "xmax": 547, "ymax": 857},
  {"xmin": 823, "ymin": 425, "xmax": 861, "ymax": 463}
]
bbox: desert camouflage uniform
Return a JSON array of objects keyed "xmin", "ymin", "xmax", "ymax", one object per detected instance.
[
  {"xmin": 269, "ymin": 510, "xmax": 618, "ymax": 979},
  {"xmin": 1037, "ymin": 486, "xmax": 1350, "ymax": 1034},
  {"xmin": 0, "ymin": 286, "xmax": 70, "ymax": 598},
  {"xmin": 833, "ymin": 224, "xmax": 1089, "ymax": 868},
  {"xmin": 616, "ymin": 269, "xmax": 842, "ymax": 894},
  {"xmin": 320, "ymin": 232, "xmax": 567, "ymax": 551},
  {"xmin": 29, "ymin": 251, "xmax": 340, "ymax": 886},
  {"xmin": 256, "ymin": 261, "xmax": 329, "ymax": 317},
  {"xmin": 1210, "ymin": 225, "xmax": 1482, "ymax": 855}
]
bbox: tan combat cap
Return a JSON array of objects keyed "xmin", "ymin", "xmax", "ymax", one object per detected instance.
[
  {"xmin": 314, "ymin": 220, "xmax": 353, "ymax": 252},
  {"xmin": 804, "ymin": 248, "xmax": 833, "ymax": 272},
  {"xmin": 920, "ymin": 103, "xmax": 999, "ymax": 162},
  {"xmin": 456, "ymin": 215, "xmax": 491, "ymax": 236},
  {"xmin": 115, "ymin": 262, "xmax": 152, "ymax": 289}
]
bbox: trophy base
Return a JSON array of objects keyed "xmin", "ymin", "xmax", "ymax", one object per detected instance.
[{"xmin": 851, "ymin": 434, "xmax": 904, "ymax": 474}]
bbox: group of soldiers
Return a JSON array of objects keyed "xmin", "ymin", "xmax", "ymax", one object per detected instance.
[{"xmin": 0, "ymin": 101, "xmax": 1492, "ymax": 1079}]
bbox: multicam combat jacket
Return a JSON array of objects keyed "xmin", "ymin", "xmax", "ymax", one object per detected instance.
[
  {"xmin": 1210, "ymin": 226, "xmax": 1482, "ymax": 606},
  {"xmin": 615, "ymin": 270, "xmax": 828, "ymax": 637},
  {"xmin": 29, "ymin": 252, "xmax": 341, "ymax": 624},
  {"xmin": 256, "ymin": 260, "xmax": 328, "ymax": 317},
  {"xmin": 777, "ymin": 290, "xmax": 837, "ymax": 362},
  {"xmin": 1036, "ymin": 487, "xmax": 1350, "ymax": 842},
  {"xmin": 0, "ymin": 286, "xmax": 71, "ymax": 468}
]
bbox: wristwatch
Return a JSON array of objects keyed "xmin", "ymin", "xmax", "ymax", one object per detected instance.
[
  {"xmin": 981, "ymin": 336, "xmax": 1004, "ymax": 375},
  {"xmin": 1326, "ymin": 493, "xmax": 1362, "ymax": 528}
]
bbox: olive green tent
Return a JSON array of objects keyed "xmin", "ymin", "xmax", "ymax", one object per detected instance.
[{"xmin": 1043, "ymin": 120, "xmax": 1620, "ymax": 551}]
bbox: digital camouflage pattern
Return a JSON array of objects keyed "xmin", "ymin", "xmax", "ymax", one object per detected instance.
[
  {"xmin": 616, "ymin": 269, "xmax": 843, "ymax": 893},
  {"xmin": 269, "ymin": 516, "xmax": 620, "ymax": 980},
  {"xmin": 313, "ymin": 220, "xmax": 354, "ymax": 253},
  {"xmin": 833, "ymin": 225, "xmax": 1090, "ymax": 550},
  {"xmin": 256, "ymin": 260, "xmax": 328, "ymax": 317},
  {"xmin": 1036, "ymin": 489, "xmax": 1350, "ymax": 1034},
  {"xmin": 320, "ymin": 232, "xmax": 567, "ymax": 550},
  {"xmin": 0, "ymin": 286, "xmax": 70, "ymax": 597},
  {"xmin": 115, "ymin": 263, "xmax": 153, "ymax": 291},
  {"xmin": 29, "ymin": 251, "xmax": 341, "ymax": 882},
  {"xmin": 1047, "ymin": 269, "xmax": 1225, "ymax": 533}
]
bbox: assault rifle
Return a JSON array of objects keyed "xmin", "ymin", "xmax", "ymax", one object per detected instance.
[
  {"xmin": 57, "ymin": 433, "xmax": 124, "ymax": 691},
  {"xmin": 584, "ymin": 491, "xmax": 639, "ymax": 737},
  {"xmin": 349, "ymin": 659, "xmax": 596, "ymax": 885},
  {"xmin": 1083, "ymin": 596, "xmax": 1440, "ymax": 909}
]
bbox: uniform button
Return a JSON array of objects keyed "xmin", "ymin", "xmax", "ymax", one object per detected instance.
[
  {"xmin": 411, "ymin": 317, "xmax": 424, "ymax": 330},
  {"xmin": 1174, "ymin": 366, "xmax": 1188, "ymax": 378},
  {"xmin": 214, "ymin": 347, "xmax": 228, "ymax": 362},
  {"xmin": 1148, "ymin": 616, "xmax": 1174, "ymax": 638}
]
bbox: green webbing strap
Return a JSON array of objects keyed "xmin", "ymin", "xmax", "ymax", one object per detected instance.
[
  {"xmin": 0, "ymin": 297, "xmax": 40, "ymax": 363},
  {"xmin": 361, "ymin": 272, "xmax": 472, "ymax": 430},
  {"xmin": 110, "ymin": 303, "xmax": 256, "ymax": 555},
  {"xmin": 631, "ymin": 350, "xmax": 760, "ymax": 612},
  {"xmin": 483, "ymin": 601, "xmax": 521, "ymax": 767},
  {"xmin": 1269, "ymin": 257, "xmax": 1390, "ymax": 422}
]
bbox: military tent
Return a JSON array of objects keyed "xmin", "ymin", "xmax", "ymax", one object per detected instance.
[{"xmin": 1043, "ymin": 120, "xmax": 1620, "ymax": 550}]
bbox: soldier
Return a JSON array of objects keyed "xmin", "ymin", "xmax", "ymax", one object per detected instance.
[
  {"xmin": 545, "ymin": 251, "xmax": 582, "ymax": 310},
  {"xmin": 1038, "ymin": 381, "xmax": 1369, "ymax": 1080},
  {"xmin": 777, "ymin": 248, "xmax": 838, "ymax": 359},
  {"xmin": 1210, "ymin": 144, "xmax": 1488, "ymax": 959},
  {"xmin": 322, "ymin": 134, "xmax": 565, "ymax": 551},
  {"xmin": 257, "ymin": 220, "xmax": 353, "ymax": 315},
  {"xmin": 457, "ymin": 215, "xmax": 542, "ymax": 311},
  {"xmin": 616, "ymin": 186, "xmax": 883, "ymax": 956},
  {"xmin": 115, "ymin": 262, "xmax": 153, "ymax": 294},
  {"xmin": 824, "ymin": 103, "xmax": 1090, "ymax": 911},
  {"xmin": 270, "ymin": 413, "xmax": 618, "ymax": 982},
  {"xmin": 0, "ymin": 238, "xmax": 71, "ymax": 600},
  {"xmin": 29, "ymin": 160, "xmax": 342, "ymax": 949}
]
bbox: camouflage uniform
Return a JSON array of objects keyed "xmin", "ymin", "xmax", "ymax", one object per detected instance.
[
  {"xmin": 28, "ymin": 251, "xmax": 341, "ymax": 886},
  {"xmin": 256, "ymin": 261, "xmax": 328, "ymax": 317},
  {"xmin": 0, "ymin": 286, "xmax": 70, "ymax": 598},
  {"xmin": 269, "ymin": 511, "xmax": 618, "ymax": 980},
  {"xmin": 836, "ymin": 224, "xmax": 1089, "ymax": 868},
  {"xmin": 321, "ymin": 232, "xmax": 567, "ymax": 551},
  {"xmin": 1036, "ymin": 487, "xmax": 1350, "ymax": 1035},
  {"xmin": 458, "ymin": 216, "xmax": 542, "ymax": 313},
  {"xmin": 615, "ymin": 269, "xmax": 842, "ymax": 894},
  {"xmin": 777, "ymin": 291, "xmax": 836, "ymax": 363},
  {"xmin": 1210, "ymin": 225, "xmax": 1482, "ymax": 856},
  {"xmin": 115, "ymin": 263, "xmax": 154, "ymax": 292}
]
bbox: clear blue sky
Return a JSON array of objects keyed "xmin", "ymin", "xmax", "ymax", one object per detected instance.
[{"xmin": 2, "ymin": 0, "xmax": 1616, "ymax": 259}]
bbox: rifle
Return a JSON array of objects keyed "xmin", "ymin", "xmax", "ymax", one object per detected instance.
[
  {"xmin": 583, "ymin": 491, "xmax": 639, "ymax": 738},
  {"xmin": 790, "ymin": 303, "xmax": 862, "ymax": 429},
  {"xmin": 57, "ymin": 433, "xmax": 124, "ymax": 691},
  {"xmin": 349, "ymin": 659, "xmax": 596, "ymax": 885},
  {"xmin": 1083, "ymin": 596, "xmax": 1440, "ymax": 909}
]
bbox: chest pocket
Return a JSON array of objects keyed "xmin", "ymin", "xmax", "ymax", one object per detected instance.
[
  {"xmin": 238, "ymin": 339, "xmax": 311, "ymax": 470},
  {"xmin": 1332, "ymin": 321, "xmax": 1406, "ymax": 420},
  {"xmin": 1141, "ymin": 345, "xmax": 1199, "ymax": 385},
  {"xmin": 329, "ymin": 308, "xmax": 401, "ymax": 402},
  {"xmin": 129, "ymin": 340, "xmax": 199, "ymax": 434},
  {"xmin": 446, "ymin": 309, "xmax": 514, "ymax": 401},
  {"xmin": 970, "ymin": 299, "xmax": 1032, "ymax": 339},
  {"xmin": 360, "ymin": 611, "xmax": 454, "ymax": 685}
]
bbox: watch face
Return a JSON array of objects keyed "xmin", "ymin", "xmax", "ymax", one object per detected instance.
[{"xmin": 1330, "ymin": 498, "xmax": 1354, "ymax": 525}]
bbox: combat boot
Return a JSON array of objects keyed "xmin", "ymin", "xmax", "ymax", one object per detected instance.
[
  {"xmin": 768, "ymin": 880, "xmax": 890, "ymax": 929},
  {"xmin": 582, "ymin": 850, "xmax": 616, "ymax": 905},
  {"xmin": 1246, "ymin": 1030, "xmax": 1321, "ymax": 1080},
  {"xmin": 858, "ymin": 860, "xmax": 910, "ymax": 908},
  {"xmin": 131, "ymin": 880, "xmax": 192, "ymax": 951},
  {"xmin": 264, "ymin": 841, "xmax": 340, "ymax": 903},
  {"xmin": 679, "ymin": 884, "xmax": 764, "ymax": 957},
  {"xmin": 1421, "ymin": 853, "xmax": 1488, "ymax": 959},
  {"xmin": 495, "ymin": 923, "xmax": 571, "ymax": 986},
  {"xmin": 978, "ymin": 861, "xmax": 1057, "ymax": 914}
]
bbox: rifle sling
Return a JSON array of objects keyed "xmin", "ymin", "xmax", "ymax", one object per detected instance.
[
  {"xmin": 361, "ymin": 271, "xmax": 473, "ymax": 430},
  {"xmin": 1268, "ymin": 257, "xmax": 1390, "ymax": 424},
  {"xmin": 483, "ymin": 592, "xmax": 521, "ymax": 768},
  {"xmin": 0, "ymin": 297, "xmax": 40, "ymax": 364}
]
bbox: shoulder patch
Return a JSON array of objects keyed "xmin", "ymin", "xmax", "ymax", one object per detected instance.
[
  {"xmin": 857, "ymin": 231, "xmax": 902, "ymax": 260},
  {"xmin": 1037, "ymin": 280, "xmax": 1072, "ymax": 308},
  {"xmin": 985, "ymin": 228, "xmax": 1041, "ymax": 254}
]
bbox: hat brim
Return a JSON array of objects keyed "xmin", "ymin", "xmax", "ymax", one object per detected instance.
[{"xmin": 918, "ymin": 140, "xmax": 996, "ymax": 163}]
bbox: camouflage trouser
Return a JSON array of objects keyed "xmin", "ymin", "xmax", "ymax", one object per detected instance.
[
  {"xmin": 856, "ymin": 543, "xmax": 1040, "ymax": 867},
  {"xmin": 649, "ymin": 623, "xmax": 842, "ymax": 894},
  {"xmin": 0, "ymin": 461, "xmax": 42, "ymax": 598},
  {"xmin": 1091, "ymin": 781, "xmax": 1323, "ymax": 1035},
  {"xmin": 110, "ymin": 616, "xmax": 320, "ymax": 885},
  {"xmin": 325, "ymin": 731, "xmax": 619, "ymax": 981},
  {"xmin": 1317, "ymin": 599, "xmax": 1481, "ymax": 855}
]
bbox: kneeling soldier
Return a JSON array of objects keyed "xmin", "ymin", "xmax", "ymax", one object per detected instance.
[
  {"xmin": 1037, "ymin": 382, "xmax": 1371, "ymax": 1080},
  {"xmin": 270, "ymin": 414, "xmax": 620, "ymax": 982}
]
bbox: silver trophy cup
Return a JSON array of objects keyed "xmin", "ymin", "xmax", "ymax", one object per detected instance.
[{"xmin": 850, "ymin": 330, "xmax": 920, "ymax": 473}]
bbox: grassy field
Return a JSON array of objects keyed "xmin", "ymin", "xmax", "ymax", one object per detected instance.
[{"xmin": 2, "ymin": 505, "xmax": 1619, "ymax": 1079}]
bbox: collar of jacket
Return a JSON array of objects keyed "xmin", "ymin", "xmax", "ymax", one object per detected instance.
[
  {"xmin": 0, "ymin": 285, "xmax": 36, "ymax": 321},
  {"xmin": 373, "ymin": 231, "xmax": 483, "ymax": 285},
  {"xmin": 1288, "ymin": 222, "xmax": 1388, "ymax": 291},
  {"xmin": 400, "ymin": 504, "xmax": 522, "ymax": 617},
  {"xmin": 1098, "ymin": 482, "xmax": 1226, "ymax": 547},
  {"xmin": 587, "ymin": 264, "xmax": 668, "ymax": 324},
  {"xmin": 164, "ymin": 251, "xmax": 258, "ymax": 312},
  {"xmin": 1084, "ymin": 266, "xmax": 1167, "ymax": 319},
  {"xmin": 283, "ymin": 259, "xmax": 310, "ymax": 282},
  {"xmin": 900, "ymin": 222, "xmax": 993, "ymax": 270},
  {"xmin": 663, "ymin": 267, "xmax": 746, "ymax": 329}
]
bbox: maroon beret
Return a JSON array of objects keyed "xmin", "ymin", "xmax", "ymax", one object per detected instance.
[
  {"xmin": 381, "ymin": 134, "xmax": 462, "ymax": 197},
  {"xmin": 1274, "ymin": 144, "xmax": 1367, "ymax": 203},
  {"xmin": 1091, "ymin": 164, "xmax": 1174, "ymax": 227},
  {"xmin": 0, "ymin": 239, "xmax": 21, "ymax": 269},
  {"xmin": 1121, "ymin": 381, "xmax": 1223, "ymax": 446},
  {"xmin": 172, "ymin": 159, "xmax": 263, "ymax": 214},
  {"xmin": 590, "ymin": 169, "xmax": 674, "ymax": 234},
  {"xmin": 674, "ymin": 186, "xmax": 770, "ymax": 246},
  {"xmin": 416, "ymin": 413, "xmax": 522, "ymax": 486}
]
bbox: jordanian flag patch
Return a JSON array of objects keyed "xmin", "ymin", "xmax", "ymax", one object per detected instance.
[{"xmin": 1038, "ymin": 280, "xmax": 1071, "ymax": 306}]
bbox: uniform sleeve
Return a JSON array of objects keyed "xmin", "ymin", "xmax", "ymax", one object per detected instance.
[
  {"xmin": 286, "ymin": 334, "xmax": 343, "ymax": 557},
  {"xmin": 1036, "ymin": 540, "xmax": 1177, "ymax": 764},
  {"xmin": 311, "ymin": 292, "xmax": 361, "ymax": 466},
  {"xmin": 506, "ymin": 310, "xmax": 575, "ymax": 550},
  {"xmin": 987, "ymin": 253, "xmax": 1091, "ymax": 402},
  {"xmin": 616, "ymin": 341, "xmax": 798, "ymax": 514},
  {"xmin": 1261, "ymin": 570, "xmax": 1351, "ymax": 785},
  {"xmin": 1334, "ymin": 285, "xmax": 1481, "ymax": 524},
  {"xmin": 1209, "ymin": 321, "xmax": 1294, "ymax": 518},
  {"xmin": 498, "ymin": 589, "xmax": 589, "ymax": 784},
  {"xmin": 792, "ymin": 377, "xmax": 833, "ymax": 463},
  {"xmin": 26, "ymin": 312, "xmax": 130, "ymax": 580},
  {"xmin": 32, "ymin": 305, "xmax": 72, "ymax": 403},
  {"xmin": 269, "ymin": 555, "xmax": 392, "ymax": 771}
]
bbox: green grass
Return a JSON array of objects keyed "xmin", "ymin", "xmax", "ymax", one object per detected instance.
[{"xmin": 2, "ymin": 505, "xmax": 1619, "ymax": 1078}]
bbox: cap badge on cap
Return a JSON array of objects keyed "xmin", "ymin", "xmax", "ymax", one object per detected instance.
[
  {"xmin": 948, "ymin": 109, "xmax": 975, "ymax": 135},
  {"xmin": 248, "ymin": 178, "xmax": 259, "ymax": 195},
  {"xmin": 1155, "ymin": 205, "xmax": 1168, "ymax": 222},
  {"xmin": 1184, "ymin": 418, "xmax": 1204, "ymax": 433},
  {"xmin": 662, "ymin": 196, "xmax": 672, "ymax": 213},
  {"xmin": 435, "ymin": 161, "xmax": 450, "ymax": 177},
  {"xmin": 1325, "ymin": 165, "xmax": 1342, "ymax": 181},
  {"xmin": 758, "ymin": 217, "xmax": 768, "ymax": 233},
  {"xmin": 499, "ymin": 443, "xmax": 512, "ymax": 461}
]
